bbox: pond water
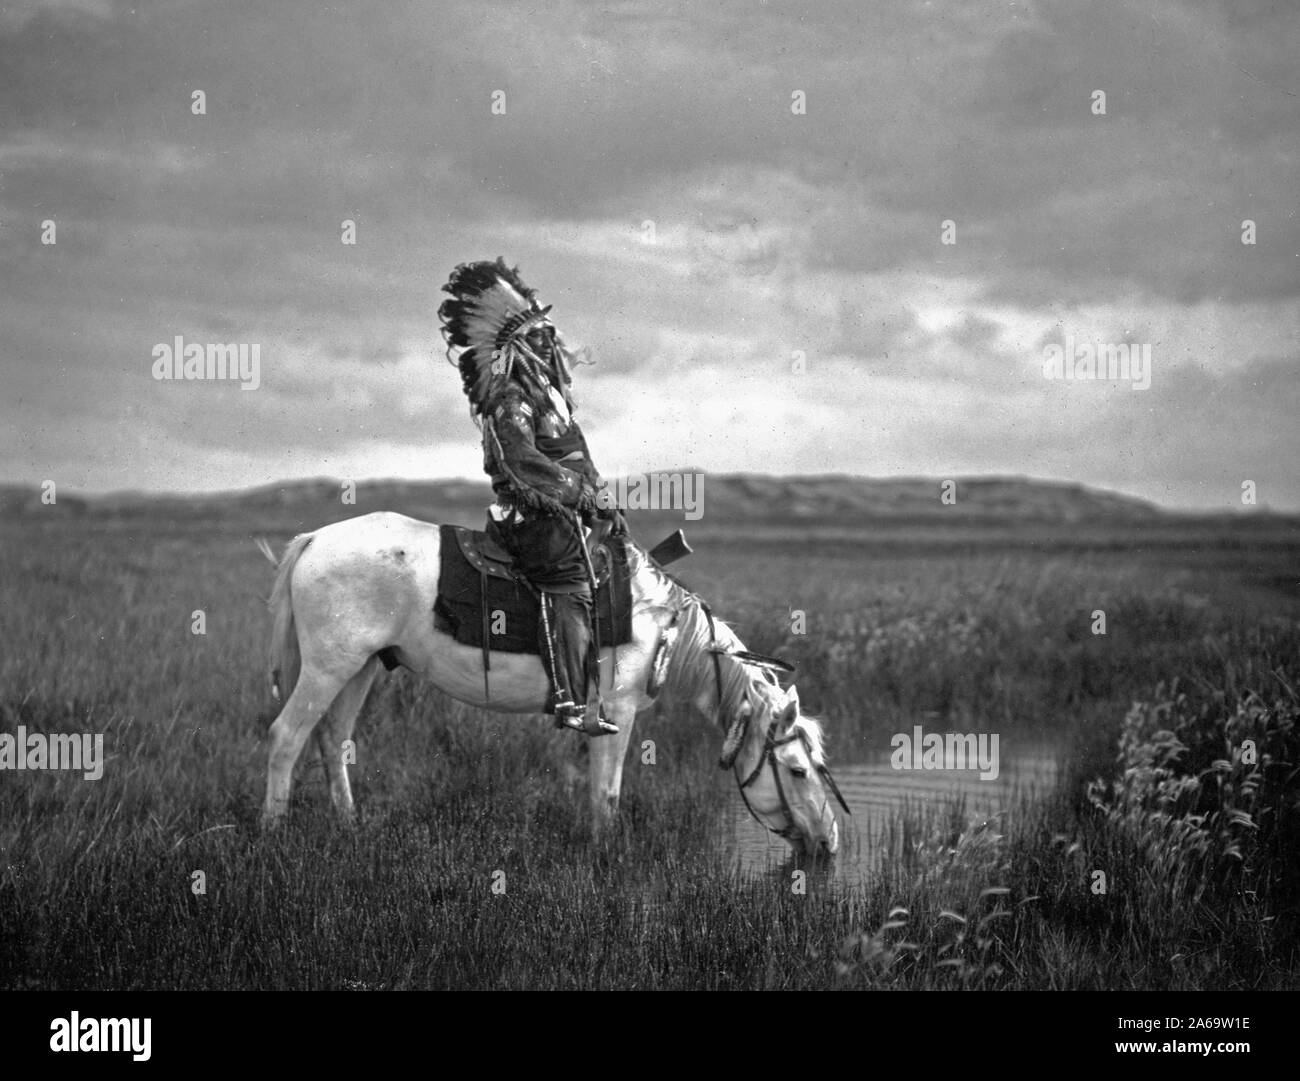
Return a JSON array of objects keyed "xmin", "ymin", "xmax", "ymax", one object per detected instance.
[{"xmin": 726, "ymin": 745, "xmax": 1062, "ymax": 880}]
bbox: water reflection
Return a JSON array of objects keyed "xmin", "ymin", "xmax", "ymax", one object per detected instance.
[{"xmin": 727, "ymin": 745, "xmax": 1060, "ymax": 880}]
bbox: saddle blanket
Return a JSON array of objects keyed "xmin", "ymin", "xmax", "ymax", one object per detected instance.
[{"xmin": 433, "ymin": 524, "xmax": 634, "ymax": 656}]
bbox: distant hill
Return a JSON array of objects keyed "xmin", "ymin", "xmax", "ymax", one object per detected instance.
[
  {"xmin": 0, "ymin": 473, "xmax": 1169, "ymax": 525},
  {"xmin": 673, "ymin": 474, "xmax": 1164, "ymax": 524}
]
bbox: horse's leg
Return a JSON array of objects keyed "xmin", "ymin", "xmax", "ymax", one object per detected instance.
[
  {"xmin": 262, "ymin": 664, "xmax": 353, "ymax": 828},
  {"xmin": 313, "ymin": 656, "xmax": 381, "ymax": 824},
  {"xmin": 586, "ymin": 696, "xmax": 645, "ymax": 834}
]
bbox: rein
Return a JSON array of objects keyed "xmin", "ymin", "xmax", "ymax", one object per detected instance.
[
  {"xmin": 735, "ymin": 716, "xmax": 803, "ymax": 839},
  {"xmin": 696, "ymin": 601, "xmax": 850, "ymax": 839},
  {"xmin": 698, "ymin": 601, "xmax": 789, "ymax": 835}
]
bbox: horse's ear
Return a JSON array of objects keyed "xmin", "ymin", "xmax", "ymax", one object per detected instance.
[{"xmin": 777, "ymin": 692, "xmax": 799, "ymax": 730}]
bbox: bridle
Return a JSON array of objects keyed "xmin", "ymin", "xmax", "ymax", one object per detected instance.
[
  {"xmin": 734, "ymin": 714, "xmax": 810, "ymax": 840},
  {"xmin": 733, "ymin": 712, "xmax": 853, "ymax": 839},
  {"xmin": 695, "ymin": 603, "xmax": 852, "ymax": 841}
]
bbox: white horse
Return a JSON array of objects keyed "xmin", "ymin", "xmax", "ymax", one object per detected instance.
[{"xmin": 258, "ymin": 511, "xmax": 848, "ymax": 856}]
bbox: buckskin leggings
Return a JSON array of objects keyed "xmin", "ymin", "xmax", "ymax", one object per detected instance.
[{"xmin": 489, "ymin": 512, "xmax": 596, "ymax": 707}]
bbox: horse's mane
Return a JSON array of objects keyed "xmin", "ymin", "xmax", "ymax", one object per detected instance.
[
  {"xmin": 626, "ymin": 541, "xmax": 825, "ymax": 762},
  {"xmin": 794, "ymin": 712, "xmax": 827, "ymax": 765}
]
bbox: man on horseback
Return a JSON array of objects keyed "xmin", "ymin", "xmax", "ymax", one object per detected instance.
[{"xmin": 439, "ymin": 258, "xmax": 626, "ymax": 736}]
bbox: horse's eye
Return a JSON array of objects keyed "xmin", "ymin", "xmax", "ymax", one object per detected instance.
[{"xmin": 788, "ymin": 766, "xmax": 808, "ymax": 778}]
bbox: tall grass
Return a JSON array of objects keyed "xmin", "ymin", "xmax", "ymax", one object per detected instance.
[{"xmin": 0, "ymin": 509, "xmax": 1297, "ymax": 988}]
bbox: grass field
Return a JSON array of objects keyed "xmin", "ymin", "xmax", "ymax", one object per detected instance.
[{"xmin": 1, "ymin": 487, "xmax": 1298, "ymax": 989}]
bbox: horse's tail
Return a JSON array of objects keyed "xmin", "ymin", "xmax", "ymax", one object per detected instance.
[{"xmin": 260, "ymin": 533, "xmax": 314, "ymax": 705}]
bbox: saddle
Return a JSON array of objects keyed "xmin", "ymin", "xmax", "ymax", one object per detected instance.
[
  {"xmin": 433, "ymin": 521, "xmax": 634, "ymax": 697},
  {"xmin": 453, "ymin": 518, "xmax": 613, "ymax": 585}
]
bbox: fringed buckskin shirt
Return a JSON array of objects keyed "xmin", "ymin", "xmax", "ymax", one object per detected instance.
[{"xmin": 484, "ymin": 384, "xmax": 604, "ymax": 520}]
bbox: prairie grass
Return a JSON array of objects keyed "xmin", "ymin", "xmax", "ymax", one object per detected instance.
[{"xmin": 0, "ymin": 504, "xmax": 1297, "ymax": 988}]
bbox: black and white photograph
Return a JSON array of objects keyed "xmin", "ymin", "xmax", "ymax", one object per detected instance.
[{"xmin": 1, "ymin": 0, "xmax": 1296, "ymax": 1049}]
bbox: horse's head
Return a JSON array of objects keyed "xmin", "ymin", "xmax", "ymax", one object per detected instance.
[
  {"xmin": 717, "ymin": 659, "xmax": 849, "ymax": 859},
  {"xmin": 648, "ymin": 589, "xmax": 851, "ymax": 859}
]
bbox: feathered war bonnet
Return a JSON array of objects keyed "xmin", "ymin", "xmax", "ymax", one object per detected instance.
[{"xmin": 439, "ymin": 258, "xmax": 571, "ymax": 418}]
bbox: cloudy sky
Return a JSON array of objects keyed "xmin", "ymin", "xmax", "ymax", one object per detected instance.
[{"xmin": 1, "ymin": 0, "xmax": 1296, "ymax": 509}]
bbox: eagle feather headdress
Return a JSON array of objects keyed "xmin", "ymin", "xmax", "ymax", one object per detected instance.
[{"xmin": 439, "ymin": 257, "xmax": 575, "ymax": 417}]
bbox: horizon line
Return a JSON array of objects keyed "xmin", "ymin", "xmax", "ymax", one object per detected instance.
[{"xmin": 2, "ymin": 471, "xmax": 1292, "ymax": 517}]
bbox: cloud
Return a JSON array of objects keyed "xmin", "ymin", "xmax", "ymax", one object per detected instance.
[{"xmin": 0, "ymin": 0, "xmax": 1296, "ymax": 508}]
